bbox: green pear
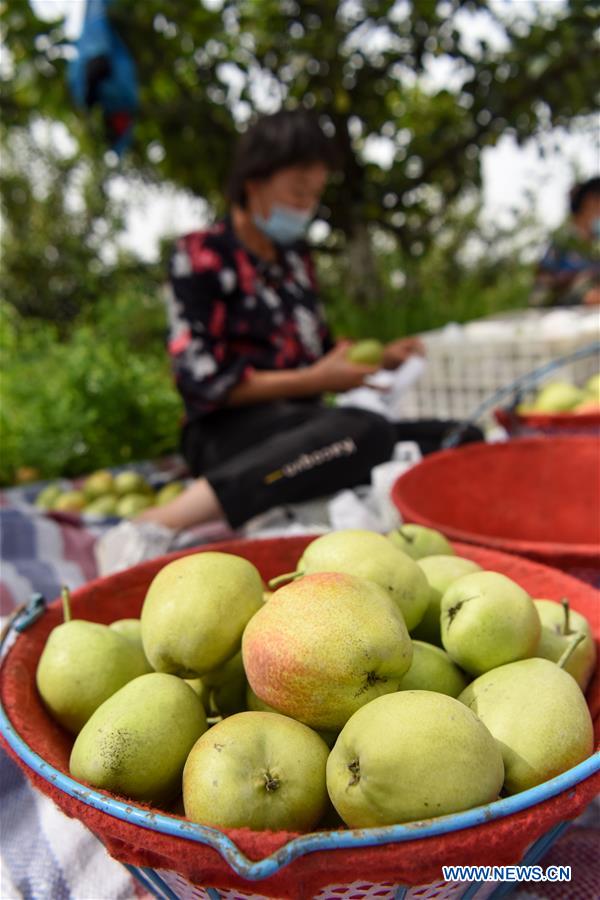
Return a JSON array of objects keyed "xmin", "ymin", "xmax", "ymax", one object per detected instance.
[
  {"xmin": 243, "ymin": 571, "xmax": 413, "ymax": 731},
  {"xmin": 83, "ymin": 470, "xmax": 115, "ymax": 500},
  {"xmin": 109, "ymin": 617, "xmax": 143, "ymax": 643},
  {"xmin": 36, "ymin": 589, "xmax": 150, "ymax": 734},
  {"xmin": 441, "ymin": 571, "xmax": 541, "ymax": 676},
  {"xmin": 412, "ymin": 555, "xmax": 482, "ymax": 645},
  {"xmin": 398, "ymin": 641, "xmax": 469, "ymax": 697},
  {"xmin": 156, "ymin": 481, "xmax": 185, "ymax": 505},
  {"xmin": 326, "ymin": 691, "xmax": 504, "ymax": 826},
  {"xmin": 202, "ymin": 651, "xmax": 247, "ymax": 716},
  {"xmin": 113, "ymin": 470, "xmax": 152, "ymax": 496},
  {"xmin": 246, "ymin": 684, "xmax": 278, "ymax": 713},
  {"xmin": 185, "ymin": 677, "xmax": 208, "ymax": 705},
  {"xmin": 52, "ymin": 490, "xmax": 87, "ymax": 512},
  {"xmin": 516, "ymin": 402, "xmax": 536, "ymax": 415},
  {"xmin": 347, "ymin": 339, "xmax": 384, "ymax": 366},
  {"xmin": 533, "ymin": 599, "xmax": 596, "ymax": 691},
  {"xmin": 141, "ymin": 552, "xmax": 263, "ymax": 678},
  {"xmin": 183, "ymin": 711, "xmax": 329, "ymax": 831},
  {"xmin": 270, "ymin": 529, "xmax": 431, "ymax": 631},
  {"xmin": 583, "ymin": 373, "xmax": 600, "ymax": 405},
  {"xmin": 459, "ymin": 656, "xmax": 594, "ymax": 794},
  {"xmin": 585, "ymin": 373, "xmax": 600, "ymax": 396},
  {"xmin": 35, "ymin": 484, "xmax": 63, "ymax": 509},
  {"xmin": 109, "ymin": 618, "xmax": 153, "ymax": 672},
  {"xmin": 532, "ymin": 381, "xmax": 584, "ymax": 412},
  {"xmin": 387, "ymin": 524, "xmax": 454, "ymax": 560},
  {"xmin": 573, "ymin": 399, "xmax": 600, "ymax": 414},
  {"xmin": 70, "ymin": 672, "xmax": 207, "ymax": 804},
  {"xmin": 314, "ymin": 728, "xmax": 340, "ymax": 750},
  {"xmin": 84, "ymin": 495, "xmax": 119, "ymax": 517},
  {"xmin": 245, "ymin": 686, "xmax": 339, "ymax": 748},
  {"xmin": 116, "ymin": 493, "xmax": 155, "ymax": 518}
]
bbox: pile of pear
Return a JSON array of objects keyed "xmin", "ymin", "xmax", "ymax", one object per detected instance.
[
  {"xmin": 35, "ymin": 524, "xmax": 596, "ymax": 836},
  {"xmin": 35, "ymin": 469, "xmax": 185, "ymax": 518},
  {"xmin": 517, "ymin": 372, "xmax": 600, "ymax": 416}
]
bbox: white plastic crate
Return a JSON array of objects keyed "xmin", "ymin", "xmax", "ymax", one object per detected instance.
[{"xmin": 398, "ymin": 308, "xmax": 600, "ymax": 423}]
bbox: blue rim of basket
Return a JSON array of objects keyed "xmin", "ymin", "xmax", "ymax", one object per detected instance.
[{"xmin": 1, "ymin": 687, "xmax": 599, "ymax": 882}]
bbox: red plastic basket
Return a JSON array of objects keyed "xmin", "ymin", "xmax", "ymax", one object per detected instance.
[
  {"xmin": 495, "ymin": 407, "xmax": 600, "ymax": 438},
  {"xmin": 391, "ymin": 436, "xmax": 600, "ymax": 584},
  {"xmin": 1, "ymin": 536, "xmax": 600, "ymax": 900}
]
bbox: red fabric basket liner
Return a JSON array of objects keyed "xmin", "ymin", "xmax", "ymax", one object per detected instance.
[
  {"xmin": 1, "ymin": 536, "xmax": 599, "ymax": 900},
  {"xmin": 391, "ymin": 436, "xmax": 600, "ymax": 572}
]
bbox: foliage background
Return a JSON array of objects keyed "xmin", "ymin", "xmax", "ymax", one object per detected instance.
[{"xmin": 1, "ymin": 0, "xmax": 597, "ymax": 483}]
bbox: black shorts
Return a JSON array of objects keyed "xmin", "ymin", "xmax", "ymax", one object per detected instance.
[{"xmin": 181, "ymin": 400, "xmax": 482, "ymax": 529}]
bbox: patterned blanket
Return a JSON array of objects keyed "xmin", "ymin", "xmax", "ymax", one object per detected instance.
[{"xmin": 0, "ymin": 463, "xmax": 597, "ymax": 900}]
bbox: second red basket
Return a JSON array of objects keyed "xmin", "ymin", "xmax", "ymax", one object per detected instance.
[{"xmin": 391, "ymin": 436, "xmax": 600, "ymax": 583}]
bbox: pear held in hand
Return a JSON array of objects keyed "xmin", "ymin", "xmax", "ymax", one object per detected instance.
[
  {"xmin": 326, "ymin": 691, "xmax": 504, "ymax": 826},
  {"xmin": 441, "ymin": 571, "xmax": 541, "ymax": 676},
  {"xmin": 36, "ymin": 588, "xmax": 150, "ymax": 734},
  {"xmin": 70, "ymin": 672, "xmax": 207, "ymax": 804},
  {"xmin": 347, "ymin": 339, "xmax": 384, "ymax": 366},
  {"xmin": 141, "ymin": 551, "xmax": 263, "ymax": 677}
]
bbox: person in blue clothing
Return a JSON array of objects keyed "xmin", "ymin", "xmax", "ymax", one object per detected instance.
[{"xmin": 531, "ymin": 177, "xmax": 600, "ymax": 307}]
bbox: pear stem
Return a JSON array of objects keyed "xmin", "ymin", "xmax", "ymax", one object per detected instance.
[
  {"xmin": 267, "ymin": 570, "xmax": 303, "ymax": 590},
  {"xmin": 557, "ymin": 632, "xmax": 585, "ymax": 670},
  {"xmin": 561, "ymin": 597, "xmax": 571, "ymax": 635},
  {"xmin": 61, "ymin": 586, "xmax": 72, "ymax": 623}
]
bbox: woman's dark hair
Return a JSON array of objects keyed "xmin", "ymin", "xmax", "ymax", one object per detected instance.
[
  {"xmin": 226, "ymin": 109, "xmax": 338, "ymax": 208},
  {"xmin": 570, "ymin": 177, "xmax": 600, "ymax": 215}
]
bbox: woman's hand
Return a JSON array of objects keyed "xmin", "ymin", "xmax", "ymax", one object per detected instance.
[
  {"xmin": 227, "ymin": 343, "xmax": 376, "ymax": 405},
  {"xmin": 382, "ymin": 337, "xmax": 426, "ymax": 370},
  {"xmin": 306, "ymin": 341, "xmax": 379, "ymax": 393}
]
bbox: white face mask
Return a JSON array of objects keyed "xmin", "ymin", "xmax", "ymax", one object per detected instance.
[{"xmin": 253, "ymin": 204, "xmax": 313, "ymax": 245}]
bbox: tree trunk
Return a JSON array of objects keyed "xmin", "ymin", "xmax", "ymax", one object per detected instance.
[
  {"xmin": 330, "ymin": 114, "xmax": 383, "ymax": 306},
  {"xmin": 344, "ymin": 221, "xmax": 383, "ymax": 307}
]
